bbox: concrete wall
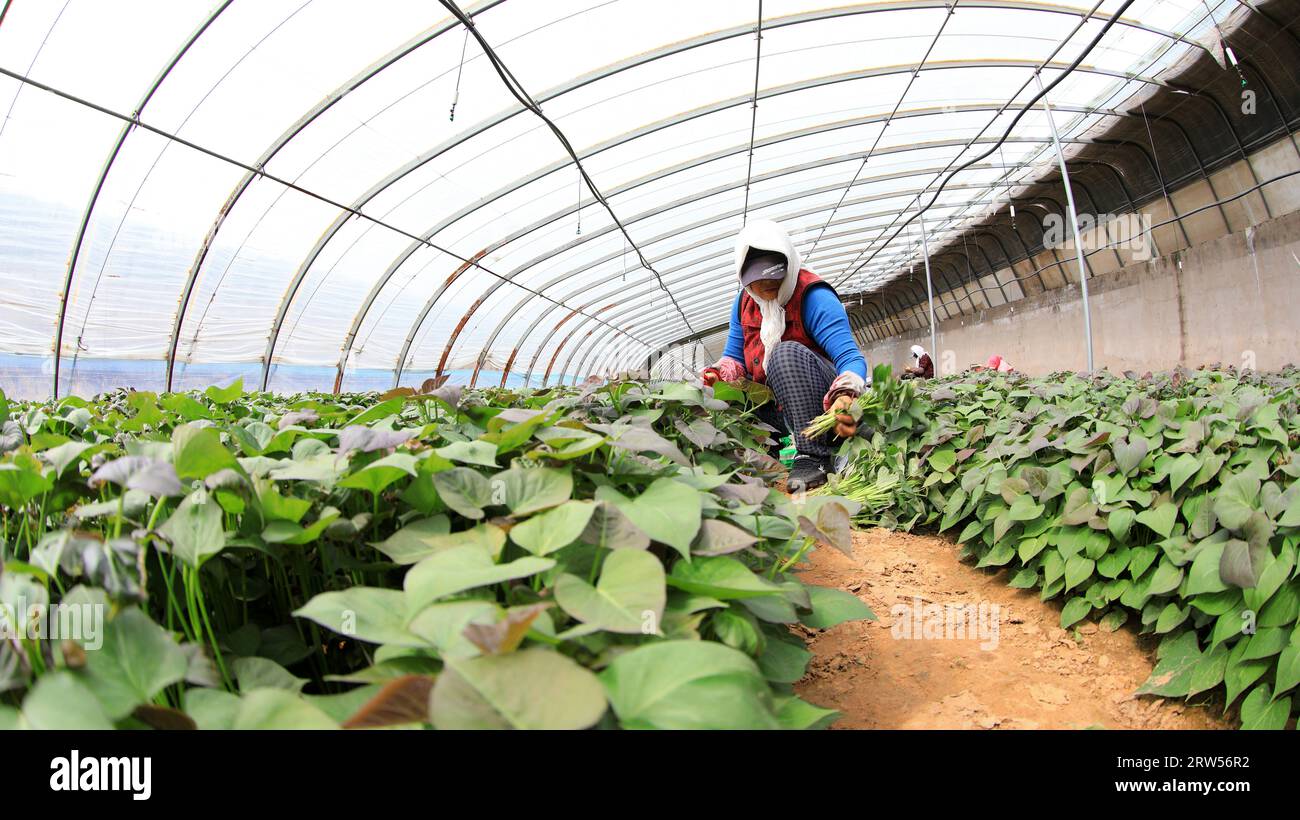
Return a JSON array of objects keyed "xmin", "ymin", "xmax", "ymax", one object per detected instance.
[{"xmin": 861, "ymin": 206, "xmax": 1300, "ymax": 375}]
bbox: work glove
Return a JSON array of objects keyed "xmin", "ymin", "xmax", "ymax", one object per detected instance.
[
  {"xmin": 702, "ymin": 357, "xmax": 745, "ymax": 386},
  {"xmin": 823, "ymin": 372, "xmax": 866, "ymax": 438}
]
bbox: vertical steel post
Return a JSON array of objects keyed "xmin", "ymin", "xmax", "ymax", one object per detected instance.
[
  {"xmin": 1035, "ymin": 70, "xmax": 1094, "ymax": 372},
  {"xmin": 917, "ymin": 203, "xmax": 938, "ymax": 364}
]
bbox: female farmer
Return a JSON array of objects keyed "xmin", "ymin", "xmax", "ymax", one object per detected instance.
[
  {"xmin": 701, "ymin": 219, "xmax": 867, "ymax": 490},
  {"xmin": 903, "ymin": 344, "xmax": 934, "ymax": 379}
]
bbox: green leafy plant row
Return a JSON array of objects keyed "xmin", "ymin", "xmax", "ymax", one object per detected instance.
[
  {"xmin": 834, "ymin": 366, "xmax": 1300, "ymax": 729},
  {"xmin": 0, "ymin": 377, "xmax": 873, "ymax": 730}
]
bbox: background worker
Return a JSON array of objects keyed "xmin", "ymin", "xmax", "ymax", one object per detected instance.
[
  {"xmin": 985, "ymin": 354, "xmax": 1015, "ymax": 372},
  {"xmin": 701, "ymin": 219, "xmax": 867, "ymax": 491},
  {"xmin": 903, "ymin": 344, "xmax": 934, "ymax": 379}
]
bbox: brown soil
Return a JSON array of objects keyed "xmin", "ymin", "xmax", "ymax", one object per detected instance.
[{"xmin": 793, "ymin": 528, "xmax": 1231, "ymax": 730}]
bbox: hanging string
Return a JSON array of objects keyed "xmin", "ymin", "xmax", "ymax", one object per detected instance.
[
  {"xmin": 962, "ymin": 231, "xmax": 975, "ymax": 285},
  {"xmin": 998, "ymin": 144, "xmax": 1016, "ymax": 218},
  {"xmin": 449, "ymin": 26, "xmax": 469, "ymax": 121},
  {"xmin": 575, "ymin": 166, "xmax": 582, "ymax": 235}
]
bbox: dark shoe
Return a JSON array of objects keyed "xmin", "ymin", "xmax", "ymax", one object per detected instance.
[{"xmin": 787, "ymin": 455, "xmax": 828, "ymax": 492}]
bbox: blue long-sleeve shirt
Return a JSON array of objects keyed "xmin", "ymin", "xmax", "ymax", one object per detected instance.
[{"xmin": 722, "ymin": 283, "xmax": 867, "ymax": 379}]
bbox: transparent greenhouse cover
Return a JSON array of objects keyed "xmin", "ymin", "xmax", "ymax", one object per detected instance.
[{"xmin": 0, "ymin": 0, "xmax": 1238, "ymax": 398}]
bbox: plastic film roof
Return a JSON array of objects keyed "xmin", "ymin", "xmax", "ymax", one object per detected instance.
[{"xmin": 0, "ymin": 0, "xmax": 1254, "ymax": 397}]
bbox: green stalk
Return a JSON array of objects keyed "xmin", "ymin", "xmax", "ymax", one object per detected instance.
[
  {"xmin": 189, "ymin": 564, "xmax": 233, "ymax": 691},
  {"xmin": 777, "ymin": 537, "xmax": 815, "ymax": 574},
  {"xmin": 160, "ymin": 554, "xmax": 196, "ymax": 642},
  {"xmin": 112, "ymin": 491, "xmax": 125, "ymax": 540}
]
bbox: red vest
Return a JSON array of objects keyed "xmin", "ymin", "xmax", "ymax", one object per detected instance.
[{"xmin": 739, "ymin": 269, "xmax": 833, "ymax": 384}]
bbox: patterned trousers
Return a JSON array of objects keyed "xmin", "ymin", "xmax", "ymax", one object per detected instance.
[{"xmin": 755, "ymin": 340, "xmax": 838, "ymax": 459}]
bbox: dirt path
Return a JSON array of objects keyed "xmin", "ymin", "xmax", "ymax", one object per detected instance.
[{"xmin": 794, "ymin": 528, "xmax": 1230, "ymax": 730}]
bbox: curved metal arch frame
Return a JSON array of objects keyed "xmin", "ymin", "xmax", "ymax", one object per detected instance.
[
  {"xmin": 355, "ymin": 63, "xmax": 1175, "ymax": 389},
  {"xmin": 161, "ymin": 0, "xmax": 507, "ymax": 391},
  {"xmin": 32, "ymin": 0, "xmax": 1214, "ymax": 396},
  {"xmin": 305, "ymin": 57, "xmax": 1163, "ymax": 391},
  {"xmin": 333, "ymin": 97, "xmax": 1116, "ymax": 387},
  {"xmin": 401, "ymin": 134, "xmax": 1119, "ymax": 388},
  {"xmin": 254, "ymin": 1, "xmax": 1205, "ymax": 391},
  {"xmin": 464, "ymin": 159, "xmax": 1027, "ymax": 387},
  {"xmin": 263, "ymin": 62, "xmax": 1172, "ymax": 389},
  {"xmin": 436, "ymin": 139, "xmax": 1125, "ymax": 391},
  {"xmin": 427, "ymin": 181, "xmax": 1030, "ymax": 387},
  {"xmin": 561, "ymin": 202, "xmax": 1026, "ymax": 384},
  {"xmin": 495, "ymin": 188, "xmax": 1025, "ymax": 388},
  {"xmin": 51, "ymin": 1, "xmax": 234, "ymax": 398},
  {"xmin": 505, "ymin": 204, "xmax": 1004, "ymax": 387},
  {"xmin": 391, "ymin": 103, "xmax": 1187, "ymax": 384},
  {"xmin": 570, "ymin": 203, "xmax": 1019, "ymax": 371},
  {"xmin": 555, "ymin": 192, "xmax": 1108, "ymax": 384}
]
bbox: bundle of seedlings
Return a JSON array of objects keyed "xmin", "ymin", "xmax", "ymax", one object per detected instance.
[{"xmin": 801, "ymin": 364, "xmax": 922, "ymax": 439}]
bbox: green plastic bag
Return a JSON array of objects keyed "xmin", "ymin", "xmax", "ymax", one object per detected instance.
[{"xmin": 779, "ymin": 435, "xmax": 796, "ymax": 468}]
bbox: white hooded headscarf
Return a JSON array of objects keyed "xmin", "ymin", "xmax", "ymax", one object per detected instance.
[{"xmin": 734, "ymin": 219, "xmax": 802, "ymax": 371}]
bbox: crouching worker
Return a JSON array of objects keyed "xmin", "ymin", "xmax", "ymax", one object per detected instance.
[
  {"xmin": 701, "ymin": 219, "xmax": 867, "ymax": 491},
  {"xmin": 902, "ymin": 344, "xmax": 934, "ymax": 379}
]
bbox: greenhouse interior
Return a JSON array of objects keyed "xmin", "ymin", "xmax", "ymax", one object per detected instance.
[{"xmin": 2, "ymin": 0, "xmax": 1300, "ymax": 748}]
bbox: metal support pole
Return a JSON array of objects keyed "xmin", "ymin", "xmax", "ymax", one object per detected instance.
[
  {"xmin": 917, "ymin": 203, "xmax": 937, "ymax": 363},
  {"xmin": 1035, "ymin": 70, "xmax": 1094, "ymax": 372}
]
